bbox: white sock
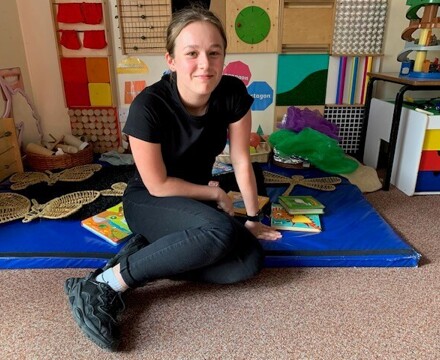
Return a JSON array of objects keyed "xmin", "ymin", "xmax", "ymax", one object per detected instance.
[{"xmin": 95, "ymin": 268, "xmax": 127, "ymax": 293}]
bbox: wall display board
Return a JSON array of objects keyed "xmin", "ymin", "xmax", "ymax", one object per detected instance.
[
  {"xmin": 116, "ymin": 0, "xmax": 172, "ymax": 55},
  {"xmin": 224, "ymin": 54, "xmax": 278, "ymax": 136},
  {"xmin": 107, "ymin": 0, "xmax": 390, "ymax": 148},
  {"xmin": 226, "ymin": 0, "xmax": 280, "ymax": 53},
  {"xmin": 321, "ymin": 0, "xmax": 388, "ymax": 156},
  {"xmin": 322, "ymin": 54, "xmax": 381, "ymax": 155},
  {"xmin": 51, "ymin": 0, "xmax": 120, "ymax": 153},
  {"xmin": 325, "ymin": 55, "xmax": 381, "ymax": 106},
  {"xmin": 331, "ymin": 0, "xmax": 388, "ymax": 55},
  {"xmin": 69, "ymin": 107, "xmax": 121, "ymax": 153},
  {"xmin": 52, "ymin": 0, "xmax": 116, "ymax": 108},
  {"xmin": 53, "ymin": 1, "xmax": 111, "ymax": 58},
  {"xmin": 280, "ymin": 0, "xmax": 335, "ymax": 53},
  {"xmin": 276, "ymin": 54, "xmax": 329, "ymax": 106},
  {"xmin": 59, "ymin": 57, "xmax": 114, "ymax": 107},
  {"xmin": 323, "ymin": 105, "xmax": 365, "ymax": 154}
]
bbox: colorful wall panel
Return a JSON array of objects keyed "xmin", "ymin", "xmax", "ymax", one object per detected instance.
[
  {"xmin": 225, "ymin": 54, "xmax": 278, "ymax": 135},
  {"xmin": 60, "ymin": 57, "xmax": 112, "ymax": 107},
  {"xmin": 225, "ymin": 0, "xmax": 280, "ymax": 54},
  {"xmin": 52, "ymin": 0, "xmax": 120, "ymax": 153},
  {"xmin": 276, "ymin": 54, "xmax": 329, "ymax": 106},
  {"xmin": 332, "ymin": 0, "xmax": 388, "ymax": 55},
  {"xmin": 69, "ymin": 107, "xmax": 120, "ymax": 154},
  {"xmin": 113, "ymin": 53, "xmax": 278, "ymax": 136},
  {"xmin": 53, "ymin": 1, "xmax": 110, "ymax": 58},
  {"xmin": 106, "ymin": 0, "xmax": 391, "ymax": 152}
]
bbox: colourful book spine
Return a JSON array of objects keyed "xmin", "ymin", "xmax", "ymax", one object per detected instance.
[
  {"xmin": 337, "ymin": 56, "xmax": 347, "ymax": 105},
  {"xmin": 361, "ymin": 56, "xmax": 373, "ymax": 104},
  {"xmin": 336, "ymin": 56, "xmax": 343, "ymax": 104},
  {"xmin": 350, "ymin": 57, "xmax": 359, "ymax": 105}
]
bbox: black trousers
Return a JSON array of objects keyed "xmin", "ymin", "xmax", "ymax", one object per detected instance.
[{"xmin": 120, "ymin": 177, "xmax": 264, "ymax": 288}]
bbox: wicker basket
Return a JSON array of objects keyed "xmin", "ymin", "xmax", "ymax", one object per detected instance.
[
  {"xmin": 216, "ymin": 142, "xmax": 272, "ymax": 164},
  {"xmin": 25, "ymin": 144, "xmax": 94, "ymax": 171}
]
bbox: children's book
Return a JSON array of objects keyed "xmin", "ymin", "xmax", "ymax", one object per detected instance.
[
  {"xmin": 81, "ymin": 202, "xmax": 132, "ymax": 246},
  {"xmin": 227, "ymin": 191, "xmax": 270, "ymax": 216},
  {"xmin": 278, "ymin": 195, "xmax": 325, "ymax": 215},
  {"xmin": 270, "ymin": 203, "xmax": 322, "ymax": 233}
]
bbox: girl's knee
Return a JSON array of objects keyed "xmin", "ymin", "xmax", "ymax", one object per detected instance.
[
  {"xmin": 204, "ymin": 220, "xmax": 236, "ymax": 255},
  {"xmin": 213, "ymin": 250, "xmax": 264, "ymax": 285}
]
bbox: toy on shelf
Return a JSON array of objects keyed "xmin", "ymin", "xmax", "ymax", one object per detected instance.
[{"xmin": 399, "ymin": 0, "xmax": 440, "ymax": 79}]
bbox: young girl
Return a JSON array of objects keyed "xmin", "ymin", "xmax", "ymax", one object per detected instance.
[{"xmin": 65, "ymin": 5, "xmax": 281, "ymax": 351}]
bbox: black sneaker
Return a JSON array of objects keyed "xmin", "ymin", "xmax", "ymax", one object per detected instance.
[
  {"xmin": 64, "ymin": 270, "xmax": 125, "ymax": 351},
  {"xmin": 103, "ymin": 233, "xmax": 149, "ymax": 271}
]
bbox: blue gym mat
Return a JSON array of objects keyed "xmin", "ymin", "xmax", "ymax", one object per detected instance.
[
  {"xmin": 261, "ymin": 164, "xmax": 420, "ymax": 267},
  {"xmin": 0, "ymin": 165, "xmax": 420, "ymax": 269}
]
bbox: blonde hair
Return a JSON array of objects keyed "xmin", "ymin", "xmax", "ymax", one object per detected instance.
[{"xmin": 166, "ymin": 5, "xmax": 227, "ymax": 57}]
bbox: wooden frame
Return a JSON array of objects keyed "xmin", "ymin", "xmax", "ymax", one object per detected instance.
[
  {"xmin": 280, "ymin": 0, "xmax": 335, "ymax": 53},
  {"xmin": 116, "ymin": 0, "xmax": 171, "ymax": 55},
  {"xmin": 226, "ymin": 0, "xmax": 280, "ymax": 53}
]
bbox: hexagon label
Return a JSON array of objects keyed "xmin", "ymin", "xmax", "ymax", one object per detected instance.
[
  {"xmin": 223, "ymin": 61, "xmax": 252, "ymax": 86},
  {"xmin": 247, "ymin": 81, "xmax": 273, "ymax": 111}
]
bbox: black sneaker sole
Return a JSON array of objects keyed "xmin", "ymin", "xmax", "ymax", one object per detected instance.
[
  {"xmin": 64, "ymin": 274, "xmax": 119, "ymax": 351},
  {"xmin": 64, "ymin": 277, "xmax": 80, "ymax": 295},
  {"xmin": 71, "ymin": 303, "xmax": 119, "ymax": 351}
]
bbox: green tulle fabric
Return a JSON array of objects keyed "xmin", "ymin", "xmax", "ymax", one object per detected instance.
[{"xmin": 269, "ymin": 128, "xmax": 359, "ymax": 174}]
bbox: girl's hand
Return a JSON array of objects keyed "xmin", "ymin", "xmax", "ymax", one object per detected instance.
[
  {"xmin": 245, "ymin": 221, "xmax": 282, "ymax": 241},
  {"xmin": 215, "ymin": 189, "xmax": 235, "ymax": 216},
  {"xmin": 217, "ymin": 195, "xmax": 234, "ymax": 215},
  {"xmin": 208, "ymin": 181, "xmax": 235, "ymax": 216}
]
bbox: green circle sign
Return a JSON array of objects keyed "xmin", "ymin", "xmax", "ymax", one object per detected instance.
[{"xmin": 235, "ymin": 6, "xmax": 271, "ymax": 45}]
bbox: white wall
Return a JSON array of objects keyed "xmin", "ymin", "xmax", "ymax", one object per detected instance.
[
  {"xmin": 15, "ymin": 0, "xmax": 72, "ymax": 143},
  {"xmin": 0, "ymin": 0, "xmax": 41, "ymax": 145}
]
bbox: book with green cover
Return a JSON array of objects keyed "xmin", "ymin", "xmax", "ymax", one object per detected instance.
[
  {"xmin": 81, "ymin": 202, "xmax": 132, "ymax": 246},
  {"xmin": 278, "ymin": 195, "xmax": 325, "ymax": 215},
  {"xmin": 270, "ymin": 203, "xmax": 322, "ymax": 233}
]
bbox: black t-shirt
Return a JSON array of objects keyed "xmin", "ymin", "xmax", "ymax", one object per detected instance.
[{"xmin": 123, "ymin": 74, "xmax": 254, "ymax": 189}]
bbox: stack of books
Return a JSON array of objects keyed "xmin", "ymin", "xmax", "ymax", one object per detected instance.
[{"xmin": 270, "ymin": 195, "xmax": 325, "ymax": 233}]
